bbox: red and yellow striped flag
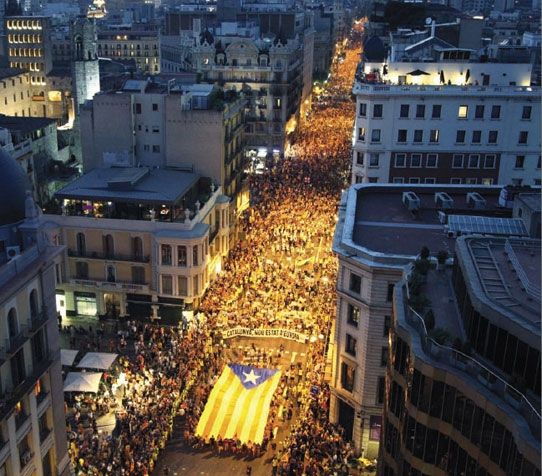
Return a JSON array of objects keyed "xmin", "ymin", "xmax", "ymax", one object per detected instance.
[{"xmin": 195, "ymin": 364, "xmax": 281, "ymax": 444}]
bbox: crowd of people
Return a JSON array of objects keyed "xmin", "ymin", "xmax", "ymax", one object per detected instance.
[{"xmin": 66, "ymin": 29, "xmax": 362, "ymax": 475}]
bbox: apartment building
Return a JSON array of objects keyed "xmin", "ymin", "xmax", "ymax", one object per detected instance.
[
  {"xmin": 0, "ymin": 69, "xmax": 32, "ymax": 117},
  {"xmin": 80, "ymin": 79, "xmax": 247, "ymax": 235},
  {"xmin": 380, "ymin": 234, "xmax": 540, "ymax": 476},
  {"xmin": 352, "ymin": 34, "xmax": 541, "ymax": 186},
  {"xmin": 43, "ymin": 166, "xmax": 230, "ymax": 322},
  {"xmin": 0, "ymin": 148, "xmax": 69, "ymax": 476},
  {"xmin": 331, "ymin": 183, "xmax": 540, "ymax": 458},
  {"xmin": 97, "ymin": 25, "xmax": 160, "ymax": 74}
]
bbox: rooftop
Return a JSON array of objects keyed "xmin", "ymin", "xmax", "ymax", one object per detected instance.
[
  {"xmin": 517, "ymin": 193, "xmax": 541, "ymax": 213},
  {"xmin": 458, "ymin": 236, "xmax": 541, "ymax": 333},
  {"xmin": 0, "ymin": 116, "xmax": 56, "ymax": 134},
  {"xmin": 351, "ymin": 185, "xmax": 513, "ymax": 257},
  {"xmin": 0, "ymin": 68, "xmax": 26, "ymax": 80},
  {"xmin": 55, "ymin": 167, "xmax": 200, "ymax": 205}
]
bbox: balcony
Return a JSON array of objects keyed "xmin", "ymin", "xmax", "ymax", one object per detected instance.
[
  {"xmin": 28, "ymin": 309, "xmax": 49, "ymax": 334},
  {"xmin": 71, "ymin": 277, "xmax": 150, "ymax": 293},
  {"xmin": 68, "ymin": 249, "xmax": 150, "ymax": 263},
  {"xmin": 15, "ymin": 411, "xmax": 29, "ymax": 431},
  {"xmin": 19, "ymin": 450, "xmax": 33, "ymax": 470},
  {"xmin": 39, "ymin": 427, "xmax": 51, "ymax": 443},
  {"xmin": 5, "ymin": 326, "xmax": 29, "ymax": 355}
]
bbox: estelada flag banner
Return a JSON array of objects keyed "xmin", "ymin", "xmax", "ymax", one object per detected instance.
[{"xmin": 195, "ymin": 364, "xmax": 281, "ymax": 445}]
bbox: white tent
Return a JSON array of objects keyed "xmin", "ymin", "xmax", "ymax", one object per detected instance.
[
  {"xmin": 63, "ymin": 372, "xmax": 102, "ymax": 393},
  {"xmin": 77, "ymin": 352, "xmax": 118, "ymax": 371},
  {"xmin": 61, "ymin": 349, "xmax": 79, "ymax": 367}
]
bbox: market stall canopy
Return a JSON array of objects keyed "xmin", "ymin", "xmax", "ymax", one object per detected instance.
[
  {"xmin": 61, "ymin": 349, "xmax": 79, "ymax": 367},
  {"xmin": 63, "ymin": 372, "xmax": 102, "ymax": 393},
  {"xmin": 77, "ymin": 352, "xmax": 118, "ymax": 370}
]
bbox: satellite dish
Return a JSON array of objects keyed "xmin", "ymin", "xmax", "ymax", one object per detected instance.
[{"xmin": 425, "ymin": 17, "xmax": 433, "ymax": 25}]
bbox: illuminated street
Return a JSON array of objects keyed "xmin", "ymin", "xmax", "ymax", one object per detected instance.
[{"xmin": 152, "ymin": 32, "xmax": 363, "ymax": 476}]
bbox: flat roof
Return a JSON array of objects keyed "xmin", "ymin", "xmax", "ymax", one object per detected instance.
[
  {"xmin": 517, "ymin": 193, "xmax": 541, "ymax": 213},
  {"xmin": 0, "ymin": 116, "xmax": 56, "ymax": 134},
  {"xmin": 55, "ymin": 167, "xmax": 200, "ymax": 205},
  {"xmin": 458, "ymin": 236, "xmax": 540, "ymax": 337},
  {"xmin": 351, "ymin": 185, "xmax": 507, "ymax": 257}
]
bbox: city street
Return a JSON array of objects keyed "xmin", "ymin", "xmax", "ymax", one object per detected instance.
[{"xmin": 153, "ymin": 34, "xmax": 362, "ymax": 475}]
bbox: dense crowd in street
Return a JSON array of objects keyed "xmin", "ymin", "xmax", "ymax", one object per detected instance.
[{"xmin": 66, "ymin": 31, "xmax": 361, "ymax": 475}]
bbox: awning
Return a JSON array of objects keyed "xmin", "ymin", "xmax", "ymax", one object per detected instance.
[
  {"xmin": 77, "ymin": 352, "xmax": 118, "ymax": 370},
  {"xmin": 61, "ymin": 349, "xmax": 79, "ymax": 367},
  {"xmin": 407, "ymin": 69, "xmax": 430, "ymax": 76},
  {"xmin": 63, "ymin": 372, "xmax": 102, "ymax": 393}
]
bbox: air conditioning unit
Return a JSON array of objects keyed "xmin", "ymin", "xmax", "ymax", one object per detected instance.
[
  {"xmin": 435, "ymin": 192, "xmax": 454, "ymax": 210},
  {"xmin": 6, "ymin": 246, "xmax": 21, "ymax": 261},
  {"xmin": 402, "ymin": 192, "xmax": 420, "ymax": 212},
  {"xmin": 467, "ymin": 192, "xmax": 487, "ymax": 210}
]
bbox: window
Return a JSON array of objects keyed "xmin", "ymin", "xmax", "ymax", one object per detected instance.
[
  {"xmin": 370, "ymin": 416, "xmax": 382, "ymax": 441},
  {"xmin": 522, "ymin": 106, "xmax": 532, "ymax": 119},
  {"xmin": 356, "ymin": 151, "xmax": 364, "ymax": 165},
  {"xmin": 373, "ymin": 104, "xmax": 383, "ymax": 118},
  {"xmin": 484, "ymin": 155, "xmax": 496, "ymax": 168},
  {"xmin": 466, "ymin": 178, "xmax": 477, "ymax": 184},
  {"xmin": 131, "ymin": 266, "xmax": 145, "ymax": 284},
  {"xmin": 537, "ymin": 156, "xmax": 541, "ymax": 169},
  {"xmin": 371, "ymin": 129, "xmax": 381, "ymax": 142},
  {"xmin": 377, "ymin": 377, "xmax": 385, "ymax": 404},
  {"xmin": 76, "ymin": 232, "xmax": 86, "ymax": 256},
  {"xmin": 399, "ymin": 104, "xmax": 409, "ymax": 118},
  {"xmin": 429, "ymin": 129, "xmax": 439, "ymax": 143},
  {"xmin": 152, "ymin": 103, "xmax": 158, "ymax": 111},
  {"xmin": 415, "ymin": 104, "xmax": 425, "ymax": 118},
  {"xmin": 488, "ymin": 130, "xmax": 498, "ymax": 144},
  {"xmin": 359, "ymin": 103, "xmax": 366, "ymax": 117},
  {"xmin": 345, "ymin": 334, "xmax": 357, "ymax": 356},
  {"xmin": 75, "ymin": 261, "xmax": 88, "ymax": 279},
  {"xmin": 432, "ymin": 105, "xmax": 442, "ymax": 118},
  {"xmin": 103, "ymin": 234, "xmax": 114, "ymax": 258},
  {"xmin": 131, "ymin": 237, "xmax": 143, "ymax": 260},
  {"xmin": 426, "ymin": 154, "xmax": 438, "ymax": 168},
  {"xmin": 381, "ymin": 347, "xmax": 389, "ymax": 366},
  {"xmin": 518, "ymin": 131, "xmax": 528, "ymax": 144},
  {"xmin": 161, "ymin": 275, "xmax": 173, "ymax": 294},
  {"xmin": 475, "ymin": 105, "xmax": 484, "ymax": 119},
  {"xmin": 452, "ymin": 154, "xmax": 464, "ymax": 168},
  {"xmin": 349, "ymin": 273, "xmax": 362, "ymax": 294},
  {"xmin": 355, "ymin": 175, "xmax": 363, "ymax": 184},
  {"xmin": 178, "ymin": 276, "xmax": 188, "ymax": 296},
  {"xmin": 515, "ymin": 155, "xmax": 525, "ymax": 169},
  {"xmin": 424, "ymin": 177, "xmax": 436, "ymax": 184},
  {"xmin": 369, "ymin": 153, "xmax": 380, "ymax": 167},
  {"xmin": 152, "ymin": 145, "xmax": 160, "ymax": 153},
  {"xmin": 413, "ymin": 130, "xmax": 423, "ymax": 143},
  {"xmin": 458, "ymin": 105, "xmax": 468, "ymax": 118},
  {"xmin": 410, "ymin": 154, "xmax": 422, "ymax": 167},
  {"xmin": 397, "ymin": 129, "xmax": 407, "ymax": 143},
  {"xmin": 106, "ymin": 265, "xmax": 116, "ymax": 283},
  {"xmin": 358, "ymin": 127, "xmax": 365, "ymax": 141},
  {"xmin": 456, "ymin": 130, "xmax": 466, "ymax": 143},
  {"xmin": 135, "ymin": 103, "xmax": 141, "ymax": 114},
  {"xmin": 491, "ymin": 105, "xmax": 501, "ymax": 119},
  {"xmin": 152, "ymin": 126, "xmax": 159, "ymax": 133},
  {"xmin": 482, "ymin": 178, "xmax": 494, "ymax": 185},
  {"xmin": 387, "ymin": 283, "xmax": 394, "ymax": 301},
  {"xmin": 468, "ymin": 154, "xmax": 480, "ymax": 168},
  {"xmin": 368, "ymin": 177, "xmax": 378, "ymax": 183},
  {"xmin": 341, "ymin": 362, "xmax": 355, "ymax": 392},
  {"xmin": 472, "ymin": 130, "xmax": 481, "ymax": 143},
  {"xmin": 347, "ymin": 303, "xmax": 360, "ymax": 327},
  {"xmin": 450, "ymin": 178, "xmax": 462, "ymax": 184},
  {"xmin": 395, "ymin": 154, "xmax": 406, "ymax": 167},
  {"xmin": 192, "ymin": 246, "xmax": 199, "ymax": 266},
  {"xmin": 161, "ymin": 244, "xmax": 172, "ymax": 265},
  {"xmin": 511, "ymin": 178, "xmax": 523, "ymax": 186},
  {"xmin": 393, "ymin": 177, "xmax": 404, "ymax": 183},
  {"xmin": 409, "ymin": 177, "xmax": 420, "ymax": 184}
]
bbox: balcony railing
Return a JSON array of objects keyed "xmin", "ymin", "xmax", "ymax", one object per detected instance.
[
  {"xmin": 71, "ymin": 278, "xmax": 150, "ymax": 293},
  {"xmin": 68, "ymin": 249, "xmax": 150, "ymax": 263},
  {"xmin": 5, "ymin": 326, "xmax": 29, "ymax": 355},
  {"xmin": 401, "ymin": 283, "xmax": 541, "ymax": 440}
]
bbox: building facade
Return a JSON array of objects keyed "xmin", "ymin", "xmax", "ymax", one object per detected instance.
[
  {"xmin": 0, "ymin": 69, "xmax": 33, "ymax": 117},
  {"xmin": 43, "ymin": 166, "xmax": 231, "ymax": 322},
  {"xmin": 0, "ymin": 149, "xmax": 69, "ymax": 476},
  {"xmin": 380, "ymin": 235, "xmax": 540, "ymax": 476},
  {"xmin": 352, "ymin": 32, "xmax": 541, "ymax": 186},
  {"xmin": 331, "ymin": 183, "xmax": 540, "ymax": 458}
]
